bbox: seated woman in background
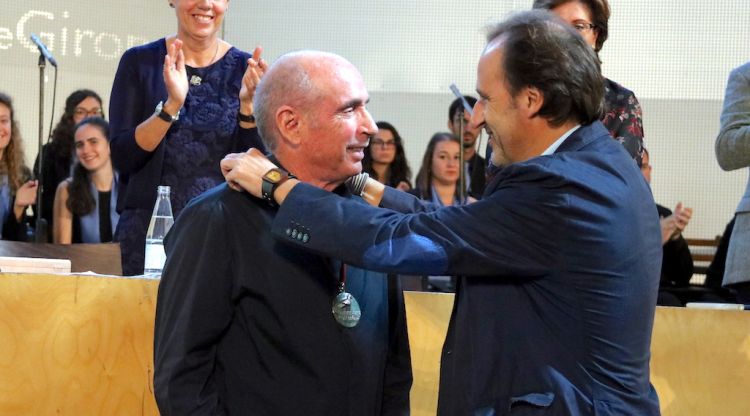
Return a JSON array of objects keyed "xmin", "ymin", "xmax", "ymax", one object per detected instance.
[
  {"xmin": 34, "ymin": 89, "xmax": 104, "ymax": 238},
  {"xmin": 362, "ymin": 121, "xmax": 412, "ymax": 191},
  {"xmin": 411, "ymin": 132, "xmax": 472, "ymax": 206},
  {"xmin": 53, "ymin": 117, "xmax": 118, "ymax": 244},
  {"xmin": 409, "ymin": 132, "xmax": 471, "ymax": 292},
  {"xmin": 0, "ymin": 92, "xmax": 38, "ymax": 240}
]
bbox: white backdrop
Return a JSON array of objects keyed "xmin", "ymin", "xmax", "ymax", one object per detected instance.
[{"xmin": 2, "ymin": 0, "xmax": 749, "ymax": 237}]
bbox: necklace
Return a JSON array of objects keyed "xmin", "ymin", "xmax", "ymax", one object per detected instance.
[{"xmin": 189, "ymin": 40, "xmax": 220, "ymax": 87}]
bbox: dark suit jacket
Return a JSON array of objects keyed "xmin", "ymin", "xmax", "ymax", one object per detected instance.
[
  {"xmin": 154, "ymin": 184, "xmax": 411, "ymax": 415},
  {"xmin": 271, "ymin": 121, "xmax": 662, "ymax": 415},
  {"xmin": 467, "ymin": 153, "xmax": 486, "ymax": 199}
]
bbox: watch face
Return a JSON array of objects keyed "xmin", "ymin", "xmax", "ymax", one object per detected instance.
[{"xmin": 265, "ymin": 170, "xmax": 282, "ymax": 183}]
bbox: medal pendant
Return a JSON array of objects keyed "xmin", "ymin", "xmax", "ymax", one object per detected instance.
[{"xmin": 332, "ymin": 291, "xmax": 361, "ymax": 328}]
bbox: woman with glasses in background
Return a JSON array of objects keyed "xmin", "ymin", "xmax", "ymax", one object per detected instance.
[
  {"xmin": 362, "ymin": 121, "xmax": 412, "ymax": 191},
  {"xmin": 34, "ymin": 89, "xmax": 104, "ymax": 240},
  {"xmin": 533, "ymin": 0, "xmax": 645, "ymax": 165}
]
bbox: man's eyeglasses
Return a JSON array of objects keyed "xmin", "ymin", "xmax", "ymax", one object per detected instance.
[
  {"xmin": 74, "ymin": 107, "xmax": 103, "ymax": 118},
  {"xmin": 572, "ymin": 22, "xmax": 596, "ymax": 33},
  {"xmin": 371, "ymin": 139, "xmax": 396, "ymax": 149}
]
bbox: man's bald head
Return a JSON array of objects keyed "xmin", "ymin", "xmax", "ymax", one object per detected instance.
[{"xmin": 253, "ymin": 51, "xmax": 359, "ymax": 152}]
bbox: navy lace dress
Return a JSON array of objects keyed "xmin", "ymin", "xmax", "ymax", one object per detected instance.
[{"xmin": 109, "ymin": 39, "xmax": 264, "ymax": 275}]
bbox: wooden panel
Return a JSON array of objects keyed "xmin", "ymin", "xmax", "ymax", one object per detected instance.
[
  {"xmin": 651, "ymin": 307, "xmax": 750, "ymax": 416},
  {"xmin": 3, "ymin": 278, "xmax": 748, "ymax": 415},
  {"xmin": 0, "ymin": 273, "xmax": 159, "ymax": 415},
  {"xmin": 404, "ymin": 291, "xmax": 750, "ymax": 416},
  {"xmin": 403, "ymin": 291, "xmax": 454, "ymax": 416}
]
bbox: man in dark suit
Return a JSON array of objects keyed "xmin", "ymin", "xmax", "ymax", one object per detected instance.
[
  {"xmin": 222, "ymin": 10, "xmax": 662, "ymax": 416},
  {"xmin": 153, "ymin": 51, "xmax": 411, "ymax": 415}
]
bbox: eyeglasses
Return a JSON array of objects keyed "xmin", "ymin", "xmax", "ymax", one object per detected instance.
[
  {"xmin": 371, "ymin": 139, "xmax": 396, "ymax": 149},
  {"xmin": 572, "ymin": 22, "xmax": 597, "ymax": 33},
  {"xmin": 74, "ymin": 107, "xmax": 103, "ymax": 118}
]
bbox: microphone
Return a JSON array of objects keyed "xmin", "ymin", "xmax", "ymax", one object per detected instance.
[
  {"xmin": 449, "ymin": 83, "xmax": 473, "ymax": 116},
  {"xmin": 29, "ymin": 33, "xmax": 58, "ymax": 67}
]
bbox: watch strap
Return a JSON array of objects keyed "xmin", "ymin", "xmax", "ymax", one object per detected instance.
[
  {"xmin": 238, "ymin": 112, "xmax": 256, "ymax": 123},
  {"xmin": 155, "ymin": 101, "xmax": 179, "ymax": 123}
]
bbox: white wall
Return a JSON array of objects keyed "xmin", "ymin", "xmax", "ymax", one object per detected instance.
[{"xmin": 2, "ymin": 0, "xmax": 749, "ymax": 237}]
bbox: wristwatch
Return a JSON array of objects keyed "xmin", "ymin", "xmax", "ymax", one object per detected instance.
[
  {"xmin": 237, "ymin": 111, "xmax": 255, "ymax": 123},
  {"xmin": 155, "ymin": 101, "xmax": 180, "ymax": 123},
  {"xmin": 261, "ymin": 167, "xmax": 295, "ymax": 207}
]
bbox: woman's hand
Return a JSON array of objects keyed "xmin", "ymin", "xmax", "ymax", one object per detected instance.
[
  {"xmin": 162, "ymin": 38, "xmax": 188, "ymax": 112},
  {"xmin": 239, "ymin": 46, "xmax": 268, "ymax": 118},
  {"xmin": 13, "ymin": 180, "xmax": 38, "ymax": 220},
  {"xmin": 221, "ymin": 148, "xmax": 277, "ymax": 197}
]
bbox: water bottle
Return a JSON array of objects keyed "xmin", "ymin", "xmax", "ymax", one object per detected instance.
[{"xmin": 144, "ymin": 185, "xmax": 174, "ymax": 276}]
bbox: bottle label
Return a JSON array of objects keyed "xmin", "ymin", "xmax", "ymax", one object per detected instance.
[{"xmin": 144, "ymin": 241, "xmax": 167, "ymax": 273}]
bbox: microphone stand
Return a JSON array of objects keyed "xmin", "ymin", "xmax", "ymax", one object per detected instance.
[
  {"xmin": 34, "ymin": 53, "xmax": 49, "ymax": 243},
  {"xmin": 457, "ymin": 112, "xmax": 467, "ymax": 203}
]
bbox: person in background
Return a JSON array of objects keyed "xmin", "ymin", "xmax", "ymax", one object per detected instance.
[
  {"xmin": 411, "ymin": 132, "xmax": 471, "ymax": 207},
  {"xmin": 53, "ymin": 118, "xmax": 118, "ymax": 244},
  {"xmin": 109, "ymin": 0, "xmax": 265, "ymax": 275},
  {"xmin": 0, "ymin": 92, "xmax": 38, "ymax": 240},
  {"xmin": 717, "ymin": 60, "xmax": 750, "ymax": 304},
  {"xmin": 533, "ymin": 0, "xmax": 645, "ymax": 164},
  {"xmin": 33, "ymin": 89, "xmax": 104, "ymax": 240},
  {"xmin": 448, "ymin": 96, "xmax": 486, "ymax": 198},
  {"xmin": 362, "ymin": 121, "xmax": 412, "ymax": 191},
  {"xmin": 641, "ymin": 147, "xmax": 694, "ymax": 306},
  {"xmin": 410, "ymin": 132, "xmax": 470, "ymax": 292}
]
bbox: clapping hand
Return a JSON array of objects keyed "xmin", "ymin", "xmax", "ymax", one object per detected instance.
[
  {"xmin": 162, "ymin": 38, "xmax": 188, "ymax": 111},
  {"xmin": 660, "ymin": 202, "xmax": 692, "ymax": 244},
  {"xmin": 239, "ymin": 46, "xmax": 268, "ymax": 117},
  {"xmin": 13, "ymin": 180, "xmax": 38, "ymax": 220}
]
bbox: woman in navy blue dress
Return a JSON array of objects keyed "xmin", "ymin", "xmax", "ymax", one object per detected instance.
[{"xmin": 109, "ymin": 0, "xmax": 266, "ymax": 275}]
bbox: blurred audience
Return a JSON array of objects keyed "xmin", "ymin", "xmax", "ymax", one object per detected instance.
[
  {"xmin": 362, "ymin": 121, "xmax": 412, "ymax": 191},
  {"xmin": 0, "ymin": 92, "xmax": 38, "ymax": 240},
  {"xmin": 533, "ymin": 0, "xmax": 645, "ymax": 164},
  {"xmin": 53, "ymin": 118, "xmax": 119, "ymax": 244},
  {"xmin": 34, "ymin": 89, "xmax": 104, "ymax": 240}
]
